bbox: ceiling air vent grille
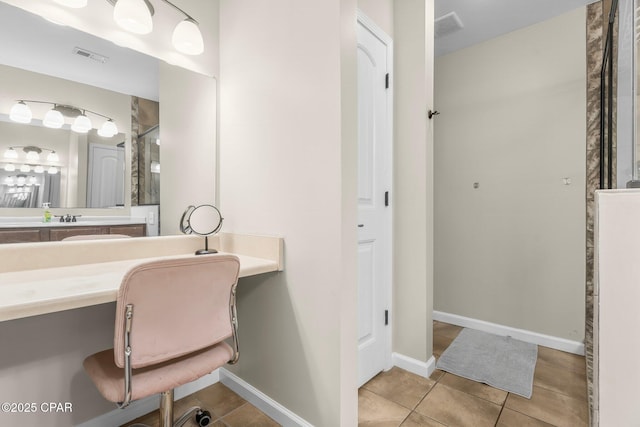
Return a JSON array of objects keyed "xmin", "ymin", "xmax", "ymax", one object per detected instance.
[
  {"xmin": 72, "ymin": 47, "xmax": 108, "ymax": 64},
  {"xmin": 435, "ymin": 12, "xmax": 464, "ymax": 38}
]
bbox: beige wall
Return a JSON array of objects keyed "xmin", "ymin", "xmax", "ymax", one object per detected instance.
[
  {"xmin": 358, "ymin": 0, "xmax": 394, "ymax": 36},
  {"xmin": 218, "ymin": 0, "xmax": 357, "ymax": 425},
  {"xmin": 434, "ymin": 8, "xmax": 586, "ymax": 341},
  {"xmin": 392, "ymin": 0, "xmax": 435, "ymax": 362}
]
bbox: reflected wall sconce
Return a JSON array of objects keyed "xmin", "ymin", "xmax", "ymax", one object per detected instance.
[
  {"xmin": 8, "ymin": 100, "xmax": 118, "ymax": 137},
  {"xmin": 54, "ymin": 0, "xmax": 204, "ymax": 55},
  {"xmin": 3, "ymin": 146, "xmax": 62, "ymax": 175}
]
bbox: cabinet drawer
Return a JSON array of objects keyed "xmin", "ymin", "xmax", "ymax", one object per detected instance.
[
  {"xmin": 108, "ymin": 224, "xmax": 146, "ymax": 237},
  {"xmin": 0, "ymin": 228, "xmax": 48, "ymax": 244},
  {"xmin": 50, "ymin": 227, "xmax": 105, "ymax": 241}
]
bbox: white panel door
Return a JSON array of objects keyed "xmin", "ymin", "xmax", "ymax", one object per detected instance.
[
  {"xmin": 357, "ymin": 16, "xmax": 392, "ymax": 387},
  {"xmin": 87, "ymin": 143, "xmax": 125, "ymax": 208}
]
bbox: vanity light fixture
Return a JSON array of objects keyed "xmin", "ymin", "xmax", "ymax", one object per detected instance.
[
  {"xmin": 34, "ymin": 165, "xmax": 45, "ymax": 174},
  {"xmin": 8, "ymin": 101, "xmax": 118, "ymax": 136},
  {"xmin": 113, "ymin": 0, "xmax": 154, "ymax": 35},
  {"xmin": 20, "ymin": 165, "xmax": 31, "ymax": 173},
  {"xmin": 108, "ymin": 0, "xmax": 204, "ymax": 55},
  {"xmin": 4, "ymin": 164, "xmax": 15, "ymax": 172}
]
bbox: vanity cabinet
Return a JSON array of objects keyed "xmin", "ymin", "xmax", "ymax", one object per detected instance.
[{"xmin": 0, "ymin": 223, "xmax": 146, "ymax": 244}]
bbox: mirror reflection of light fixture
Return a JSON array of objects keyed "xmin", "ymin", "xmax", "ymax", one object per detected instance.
[
  {"xmin": 47, "ymin": 151, "xmax": 60, "ymax": 162},
  {"xmin": 53, "ymin": 0, "xmax": 88, "ymax": 8},
  {"xmin": 150, "ymin": 160, "xmax": 160, "ymax": 174},
  {"xmin": 98, "ymin": 119, "xmax": 118, "ymax": 137},
  {"xmin": 48, "ymin": 166, "xmax": 59, "ymax": 175},
  {"xmin": 20, "ymin": 165, "xmax": 31, "ymax": 173},
  {"xmin": 71, "ymin": 112, "xmax": 92, "ymax": 133},
  {"xmin": 34, "ymin": 165, "xmax": 45, "ymax": 174},
  {"xmin": 43, "ymin": 108, "xmax": 65, "ymax": 129},
  {"xmin": 4, "ymin": 148, "xmax": 18, "ymax": 159},
  {"xmin": 25, "ymin": 149, "xmax": 40, "ymax": 162},
  {"xmin": 4, "ymin": 164, "xmax": 15, "ymax": 172},
  {"xmin": 8, "ymin": 100, "xmax": 118, "ymax": 136},
  {"xmin": 9, "ymin": 101, "xmax": 32, "ymax": 123},
  {"xmin": 113, "ymin": 0, "xmax": 154, "ymax": 35}
]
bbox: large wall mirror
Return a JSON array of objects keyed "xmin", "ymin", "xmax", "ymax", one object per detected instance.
[{"xmin": 0, "ymin": 1, "xmax": 161, "ymax": 211}]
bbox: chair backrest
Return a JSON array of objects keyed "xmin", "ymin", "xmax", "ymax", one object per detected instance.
[
  {"xmin": 113, "ymin": 254, "xmax": 240, "ymax": 369},
  {"xmin": 63, "ymin": 234, "xmax": 132, "ymax": 241}
]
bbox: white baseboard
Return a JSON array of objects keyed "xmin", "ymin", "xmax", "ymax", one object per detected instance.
[
  {"xmin": 219, "ymin": 368, "xmax": 311, "ymax": 426},
  {"xmin": 219, "ymin": 368, "xmax": 312, "ymax": 427},
  {"xmin": 392, "ymin": 352, "xmax": 436, "ymax": 379},
  {"xmin": 433, "ymin": 310, "xmax": 585, "ymax": 356},
  {"xmin": 76, "ymin": 370, "xmax": 220, "ymax": 427}
]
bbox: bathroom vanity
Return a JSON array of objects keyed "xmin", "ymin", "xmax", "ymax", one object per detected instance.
[{"xmin": 0, "ymin": 217, "xmax": 147, "ymax": 243}]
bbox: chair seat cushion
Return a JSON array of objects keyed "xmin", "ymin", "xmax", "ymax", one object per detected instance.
[{"xmin": 83, "ymin": 342, "xmax": 233, "ymax": 403}]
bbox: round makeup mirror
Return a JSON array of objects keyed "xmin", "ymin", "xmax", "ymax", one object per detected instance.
[{"xmin": 179, "ymin": 204, "xmax": 224, "ymax": 255}]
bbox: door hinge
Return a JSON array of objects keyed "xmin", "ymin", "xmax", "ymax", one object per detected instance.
[
  {"xmin": 384, "ymin": 310, "xmax": 389, "ymax": 326},
  {"xmin": 385, "ymin": 73, "xmax": 389, "ymax": 89},
  {"xmin": 384, "ymin": 191, "xmax": 389, "ymax": 207}
]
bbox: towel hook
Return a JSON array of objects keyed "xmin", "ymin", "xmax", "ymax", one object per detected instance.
[{"xmin": 428, "ymin": 110, "xmax": 440, "ymax": 119}]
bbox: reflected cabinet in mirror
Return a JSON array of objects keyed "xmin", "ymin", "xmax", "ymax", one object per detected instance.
[{"xmin": 0, "ymin": 1, "xmax": 160, "ymax": 210}]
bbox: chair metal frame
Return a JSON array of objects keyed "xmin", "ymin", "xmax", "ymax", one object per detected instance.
[{"xmin": 116, "ymin": 279, "xmax": 240, "ymax": 427}]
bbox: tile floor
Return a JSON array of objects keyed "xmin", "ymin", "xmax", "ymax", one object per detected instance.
[
  {"xmin": 122, "ymin": 382, "xmax": 279, "ymax": 427},
  {"xmin": 359, "ymin": 321, "xmax": 589, "ymax": 427},
  {"xmin": 123, "ymin": 321, "xmax": 588, "ymax": 427}
]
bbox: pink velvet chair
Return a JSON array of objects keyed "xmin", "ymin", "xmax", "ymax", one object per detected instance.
[{"xmin": 83, "ymin": 255, "xmax": 241, "ymax": 427}]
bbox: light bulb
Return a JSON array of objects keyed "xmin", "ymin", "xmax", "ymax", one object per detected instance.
[
  {"xmin": 4, "ymin": 164, "xmax": 15, "ymax": 172},
  {"xmin": 48, "ymin": 166, "xmax": 59, "ymax": 175},
  {"xmin": 71, "ymin": 113, "xmax": 92, "ymax": 133},
  {"xmin": 47, "ymin": 151, "xmax": 60, "ymax": 162},
  {"xmin": 43, "ymin": 109, "xmax": 65, "ymax": 129},
  {"xmin": 4, "ymin": 177, "xmax": 14, "ymax": 185},
  {"xmin": 20, "ymin": 164, "xmax": 31, "ymax": 173},
  {"xmin": 4, "ymin": 148, "xmax": 18, "ymax": 159},
  {"xmin": 16, "ymin": 176, "xmax": 26, "ymax": 186},
  {"xmin": 98, "ymin": 120, "xmax": 118, "ymax": 137},
  {"xmin": 29, "ymin": 176, "xmax": 37, "ymax": 184},
  {"xmin": 172, "ymin": 18, "xmax": 204, "ymax": 55},
  {"xmin": 113, "ymin": 0, "xmax": 153, "ymax": 35},
  {"xmin": 9, "ymin": 101, "xmax": 32, "ymax": 124},
  {"xmin": 34, "ymin": 165, "xmax": 45, "ymax": 174},
  {"xmin": 53, "ymin": 0, "xmax": 87, "ymax": 8}
]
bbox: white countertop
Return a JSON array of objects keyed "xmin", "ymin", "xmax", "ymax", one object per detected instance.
[
  {"xmin": 0, "ymin": 233, "xmax": 284, "ymax": 322},
  {"xmin": 0, "ymin": 253, "xmax": 278, "ymax": 322}
]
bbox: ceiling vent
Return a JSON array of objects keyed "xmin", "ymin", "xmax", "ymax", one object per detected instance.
[
  {"xmin": 435, "ymin": 12, "xmax": 464, "ymax": 38},
  {"xmin": 72, "ymin": 47, "xmax": 108, "ymax": 64}
]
